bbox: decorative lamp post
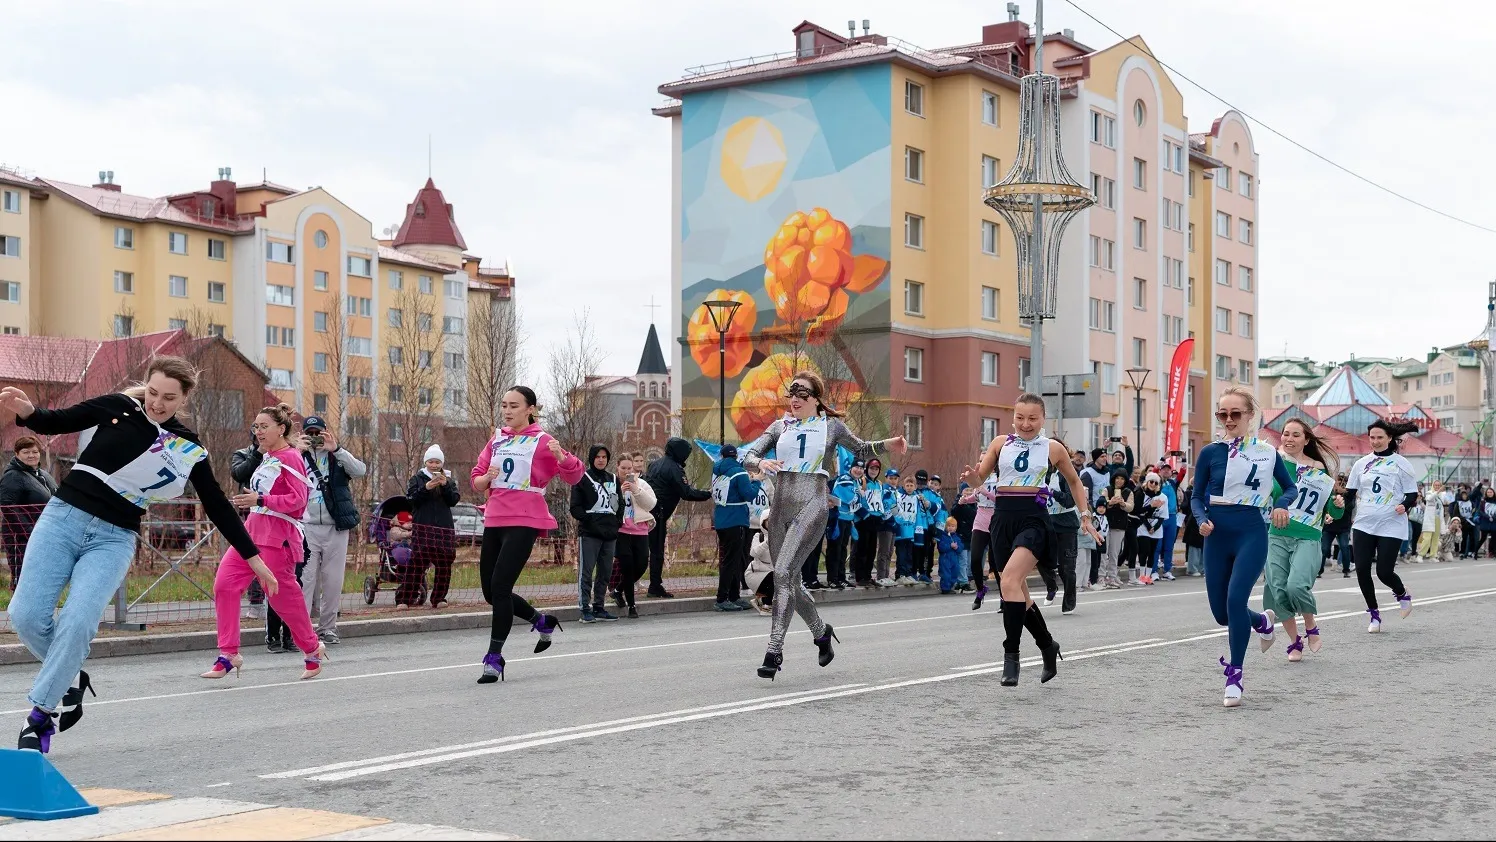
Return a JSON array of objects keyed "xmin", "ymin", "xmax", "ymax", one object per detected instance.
[
  {"xmin": 983, "ymin": 0, "xmax": 1096, "ymax": 395},
  {"xmin": 703, "ymin": 299, "xmax": 742, "ymax": 445},
  {"xmin": 1126, "ymin": 366, "xmax": 1151, "ymax": 464}
]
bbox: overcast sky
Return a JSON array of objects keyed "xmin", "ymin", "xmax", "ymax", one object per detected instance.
[{"xmin": 6, "ymin": 0, "xmax": 1494, "ymax": 387}]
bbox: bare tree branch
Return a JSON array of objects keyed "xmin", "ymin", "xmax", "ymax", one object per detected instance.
[
  {"xmin": 466, "ymin": 292, "xmax": 523, "ymax": 434},
  {"xmin": 379, "ymin": 282, "xmax": 446, "ymax": 491}
]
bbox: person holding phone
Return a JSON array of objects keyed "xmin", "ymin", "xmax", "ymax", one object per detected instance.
[
  {"xmin": 405, "ymin": 444, "xmax": 461, "ymax": 609},
  {"xmin": 296, "ymin": 415, "xmax": 367, "ymax": 644}
]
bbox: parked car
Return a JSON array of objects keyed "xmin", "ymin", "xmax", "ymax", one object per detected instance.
[{"xmin": 452, "ymin": 503, "xmax": 483, "ymax": 546}]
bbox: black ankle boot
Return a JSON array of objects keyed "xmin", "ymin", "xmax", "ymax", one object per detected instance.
[
  {"xmin": 814, "ymin": 624, "xmax": 840, "ymax": 667},
  {"xmin": 757, "ymin": 651, "xmax": 783, "ymax": 680},
  {"xmin": 58, "ymin": 670, "xmax": 94, "ymax": 732},
  {"xmin": 1000, "ymin": 653, "xmax": 1020, "ymax": 687},
  {"xmin": 1040, "ymin": 641, "xmax": 1063, "ymax": 683}
]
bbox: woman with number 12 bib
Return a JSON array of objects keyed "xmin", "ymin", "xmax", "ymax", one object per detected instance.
[
  {"xmin": 959, "ymin": 394, "xmax": 1100, "ymax": 687},
  {"xmin": 742, "ymin": 372, "xmax": 905, "ymax": 680},
  {"xmin": 1189, "ymin": 386, "xmax": 1297, "ymax": 708},
  {"xmin": 470, "ymin": 386, "xmax": 585, "ymax": 684}
]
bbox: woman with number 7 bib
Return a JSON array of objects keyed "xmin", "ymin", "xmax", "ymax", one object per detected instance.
[
  {"xmin": 1346, "ymin": 418, "xmax": 1420, "ymax": 633},
  {"xmin": 742, "ymin": 372, "xmax": 906, "ymax": 679},
  {"xmin": 2, "ymin": 357, "xmax": 263, "ymax": 753},
  {"xmin": 1263, "ymin": 419, "xmax": 1338, "ymax": 662},
  {"xmin": 470, "ymin": 386, "xmax": 585, "ymax": 684},
  {"xmin": 1189, "ymin": 386, "xmax": 1297, "ymax": 708}
]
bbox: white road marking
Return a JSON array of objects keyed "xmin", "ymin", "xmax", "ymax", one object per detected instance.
[
  {"xmin": 203, "ymin": 781, "xmax": 234, "ymax": 789},
  {"xmin": 950, "ymin": 638, "xmax": 1164, "ymax": 671}
]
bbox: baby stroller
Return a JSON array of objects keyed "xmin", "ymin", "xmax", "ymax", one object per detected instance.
[{"xmin": 363, "ymin": 496, "xmax": 427, "ymax": 605}]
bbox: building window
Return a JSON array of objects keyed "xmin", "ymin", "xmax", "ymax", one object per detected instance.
[
  {"xmin": 266, "ymin": 284, "xmax": 294, "ymax": 306},
  {"xmin": 346, "ymin": 296, "xmax": 372, "ymax": 317},
  {"xmin": 444, "ymin": 351, "xmax": 466, "ymax": 371},
  {"xmin": 981, "ymin": 417, "xmax": 999, "ymax": 443},
  {"xmin": 346, "ymin": 336, "xmax": 373, "ymax": 357},
  {"xmin": 981, "ymin": 286, "xmax": 998, "ymax": 321},
  {"xmin": 904, "ymin": 414, "xmax": 924, "ymax": 449},
  {"xmin": 114, "ymin": 227, "xmax": 134, "ymax": 249},
  {"xmin": 347, "ymin": 255, "xmax": 372, "ymax": 277},
  {"xmin": 1133, "ymin": 278, "xmax": 1147, "ymax": 310},
  {"xmin": 981, "ymin": 220, "xmax": 999, "ymax": 256},
  {"xmin": 1132, "ymin": 338, "xmax": 1146, "ymax": 367},
  {"xmin": 1133, "ymin": 99, "xmax": 1146, "ymax": 126},
  {"xmin": 1214, "ymin": 259, "xmax": 1231, "ymax": 286},
  {"xmin": 1101, "ymin": 177, "xmax": 1116, "ymax": 209},
  {"xmin": 1236, "ymin": 313, "xmax": 1253, "ymax": 339},
  {"xmin": 313, "ymin": 270, "xmax": 328, "ymax": 291},
  {"xmin": 269, "ymin": 368, "xmax": 293, "ymax": 389},
  {"xmin": 904, "ymin": 214, "xmax": 924, "ymax": 249},
  {"xmin": 1097, "ymin": 361, "xmax": 1117, "ymax": 395},
  {"xmin": 1238, "ymin": 266, "xmax": 1254, "ymax": 291},
  {"xmin": 199, "ymin": 281, "xmax": 222, "ymax": 303},
  {"xmin": 0, "ymin": 236, "xmax": 17, "ymax": 258},
  {"xmin": 167, "ymin": 318, "xmax": 186, "ymax": 331},
  {"xmin": 981, "ymin": 351, "xmax": 999, "ymax": 386},
  {"xmin": 207, "ymin": 238, "xmax": 226, "ymax": 260},
  {"xmin": 389, "ymin": 422, "xmax": 404, "ymax": 442},
  {"xmin": 168, "ymin": 275, "xmax": 187, "ymax": 298},
  {"xmin": 443, "ymin": 316, "xmax": 465, "ymax": 334},
  {"xmin": 168, "ymin": 232, "xmax": 188, "ymax": 255},
  {"xmin": 1133, "ymin": 158, "xmax": 1147, "ymax": 189},
  {"xmin": 445, "ymin": 387, "xmax": 466, "ymax": 408},
  {"xmin": 418, "ymin": 314, "xmax": 433, "ymax": 333},
  {"xmin": 981, "ymin": 90, "xmax": 999, "ymax": 126},
  {"xmin": 389, "ymin": 345, "xmax": 404, "ymax": 366},
  {"xmin": 904, "ymin": 280, "xmax": 924, "ymax": 316},
  {"xmin": 113, "ymin": 315, "xmax": 133, "ymax": 337},
  {"xmin": 1218, "ymin": 166, "xmax": 1232, "ymax": 189},
  {"xmin": 1187, "ymin": 385, "xmax": 1195, "ymax": 414},
  {"xmin": 266, "ymin": 242, "xmax": 293, "ymax": 263},
  {"xmin": 904, "ymin": 80, "xmax": 924, "ymax": 116},
  {"xmin": 1188, "ymin": 223, "xmax": 1195, "ymax": 253},
  {"xmin": 982, "ymin": 155, "xmax": 1000, "ymax": 188},
  {"xmin": 1, "ymin": 190, "xmax": 18, "ymax": 213},
  {"xmin": 314, "ymin": 311, "xmax": 328, "ymax": 332},
  {"xmin": 0, "ymin": 282, "xmax": 18, "ymax": 303},
  {"xmin": 1215, "ymin": 306, "xmax": 1231, "ymax": 332},
  {"xmin": 444, "ymin": 278, "xmax": 464, "ymax": 299},
  {"xmin": 1215, "ymin": 211, "xmax": 1230, "ymax": 237},
  {"xmin": 346, "ymin": 376, "xmax": 373, "ymax": 397},
  {"xmin": 1188, "ymin": 169, "xmax": 1196, "ymax": 197},
  {"xmin": 266, "ymin": 326, "xmax": 293, "ymax": 347},
  {"xmin": 416, "ymin": 275, "xmax": 433, "ymax": 295},
  {"xmin": 313, "ymin": 352, "xmax": 329, "ymax": 373},
  {"xmin": 349, "ymin": 413, "xmax": 373, "ymax": 434},
  {"xmin": 1239, "ymin": 172, "xmax": 1254, "ymax": 198},
  {"xmin": 388, "ymin": 270, "xmax": 403, "ymax": 290},
  {"xmin": 113, "ymin": 271, "xmax": 134, "ymax": 294},
  {"xmin": 1019, "ymin": 357, "xmax": 1032, "ymax": 387},
  {"xmin": 1239, "ymin": 219, "xmax": 1254, "ymax": 245},
  {"xmin": 904, "ymin": 347, "xmax": 924, "ymax": 382},
  {"xmin": 1132, "ymin": 218, "xmax": 1146, "ymax": 250},
  {"xmin": 1165, "ymin": 315, "xmax": 1185, "ymax": 345},
  {"xmin": 313, "ymin": 393, "xmax": 328, "ymax": 414},
  {"xmin": 904, "ymin": 147, "xmax": 924, "ymax": 183},
  {"xmin": 1089, "ymin": 111, "xmax": 1116, "ymax": 148},
  {"xmin": 1088, "ymin": 298, "xmax": 1116, "ymax": 332},
  {"xmin": 1216, "ymin": 355, "xmax": 1231, "ymax": 380},
  {"xmin": 1238, "ymin": 360, "xmax": 1254, "ymax": 384},
  {"xmin": 1187, "ymin": 277, "xmax": 1195, "ymax": 306}
]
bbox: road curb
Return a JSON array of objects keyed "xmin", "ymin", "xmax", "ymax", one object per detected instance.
[{"xmin": 0, "ymin": 580, "xmax": 974, "ymax": 666}]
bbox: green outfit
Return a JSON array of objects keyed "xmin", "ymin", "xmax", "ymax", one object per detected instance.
[{"xmin": 1264, "ymin": 454, "xmax": 1321, "ymax": 619}]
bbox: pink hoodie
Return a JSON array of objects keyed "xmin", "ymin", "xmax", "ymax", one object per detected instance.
[
  {"xmin": 471, "ymin": 423, "xmax": 584, "ymax": 530},
  {"xmin": 245, "ymin": 446, "xmax": 312, "ymax": 549}
]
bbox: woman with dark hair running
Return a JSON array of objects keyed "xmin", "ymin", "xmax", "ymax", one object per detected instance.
[
  {"xmin": 742, "ymin": 372, "xmax": 906, "ymax": 680},
  {"xmin": 1190, "ymin": 386, "xmax": 1297, "ymax": 708},
  {"xmin": 960, "ymin": 394, "xmax": 1100, "ymax": 686},
  {"xmin": 470, "ymin": 386, "xmax": 584, "ymax": 683},
  {"xmin": 1263, "ymin": 418, "xmax": 1338, "ymax": 661},
  {"xmin": 1346, "ymin": 418, "xmax": 1420, "ymax": 633},
  {"xmin": 3, "ymin": 357, "xmax": 263, "ymax": 752}
]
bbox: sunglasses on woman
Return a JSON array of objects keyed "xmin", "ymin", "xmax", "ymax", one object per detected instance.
[{"xmin": 1214, "ymin": 409, "xmax": 1249, "ymax": 422}]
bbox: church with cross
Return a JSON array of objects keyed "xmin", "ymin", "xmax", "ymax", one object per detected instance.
[{"xmin": 582, "ymin": 322, "xmax": 673, "ymax": 462}]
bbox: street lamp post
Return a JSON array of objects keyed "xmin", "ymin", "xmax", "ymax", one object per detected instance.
[
  {"xmin": 1126, "ymin": 366, "xmax": 1151, "ymax": 465},
  {"xmin": 702, "ymin": 299, "xmax": 742, "ymax": 446}
]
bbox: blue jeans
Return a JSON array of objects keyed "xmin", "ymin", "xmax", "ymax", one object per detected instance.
[
  {"xmin": 1185, "ymin": 545, "xmax": 1204, "ymax": 576},
  {"xmin": 1154, "ymin": 518, "xmax": 1179, "ymax": 574},
  {"xmin": 10, "ymin": 499, "xmax": 138, "ymax": 711},
  {"xmin": 957, "ymin": 548, "xmax": 971, "ymax": 585}
]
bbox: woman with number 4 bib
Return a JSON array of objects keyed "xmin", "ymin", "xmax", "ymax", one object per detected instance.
[
  {"xmin": 742, "ymin": 372, "xmax": 906, "ymax": 680},
  {"xmin": 960, "ymin": 394, "xmax": 1101, "ymax": 687},
  {"xmin": 1347, "ymin": 419, "xmax": 1420, "ymax": 633},
  {"xmin": 3, "ymin": 357, "xmax": 263, "ymax": 753},
  {"xmin": 1263, "ymin": 419, "xmax": 1337, "ymax": 662},
  {"xmin": 1190, "ymin": 386, "xmax": 1297, "ymax": 708},
  {"xmin": 470, "ymin": 386, "xmax": 585, "ymax": 684}
]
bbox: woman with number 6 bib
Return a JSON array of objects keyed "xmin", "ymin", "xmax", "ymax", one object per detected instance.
[
  {"xmin": 959, "ymin": 394, "xmax": 1100, "ymax": 687},
  {"xmin": 1346, "ymin": 418, "xmax": 1420, "ymax": 633},
  {"xmin": 742, "ymin": 372, "xmax": 906, "ymax": 679},
  {"xmin": 1190, "ymin": 386, "xmax": 1297, "ymax": 708},
  {"xmin": 470, "ymin": 386, "xmax": 585, "ymax": 684},
  {"xmin": 1263, "ymin": 419, "xmax": 1337, "ymax": 662},
  {"xmin": 3, "ymin": 357, "xmax": 263, "ymax": 753}
]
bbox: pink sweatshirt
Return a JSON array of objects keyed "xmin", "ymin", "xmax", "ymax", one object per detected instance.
[
  {"xmin": 471, "ymin": 423, "xmax": 584, "ymax": 530},
  {"xmin": 245, "ymin": 446, "xmax": 312, "ymax": 549}
]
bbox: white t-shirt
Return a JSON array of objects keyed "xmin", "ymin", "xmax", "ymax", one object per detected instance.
[{"xmin": 1348, "ymin": 452, "xmax": 1419, "ymax": 540}]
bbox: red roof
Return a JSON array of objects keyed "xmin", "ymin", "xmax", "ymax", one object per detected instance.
[
  {"xmin": 0, "ymin": 335, "xmax": 99, "ymax": 384},
  {"xmin": 393, "ymin": 178, "xmax": 467, "ymax": 251}
]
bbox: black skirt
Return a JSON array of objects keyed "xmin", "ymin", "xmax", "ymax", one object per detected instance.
[{"xmin": 989, "ymin": 495, "xmax": 1058, "ymax": 575}]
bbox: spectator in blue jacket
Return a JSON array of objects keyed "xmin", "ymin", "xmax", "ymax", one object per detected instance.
[
  {"xmin": 711, "ymin": 445, "xmax": 761, "ymax": 612},
  {"xmin": 935, "ymin": 516, "xmax": 966, "ymax": 594},
  {"xmin": 893, "ymin": 473, "xmax": 920, "ymax": 583},
  {"xmin": 914, "ymin": 471, "xmax": 946, "ymax": 583},
  {"xmin": 826, "ymin": 463, "xmax": 861, "ymax": 589},
  {"xmin": 855, "ymin": 460, "xmax": 894, "ymax": 586}
]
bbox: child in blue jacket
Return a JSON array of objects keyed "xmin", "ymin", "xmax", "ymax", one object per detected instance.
[
  {"xmin": 827, "ymin": 466, "xmax": 861, "ymax": 589},
  {"xmin": 935, "ymin": 517, "xmax": 966, "ymax": 594},
  {"xmin": 711, "ymin": 445, "xmax": 761, "ymax": 612},
  {"xmin": 893, "ymin": 473, "xmax": 920, "ymax": 583}
]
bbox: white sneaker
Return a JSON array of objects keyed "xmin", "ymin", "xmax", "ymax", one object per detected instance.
[
  {"xmin": 1257, "ymin": 609, "xmax": 1277, "ymax": 652},
  {"xmin": 1163, "ymin": 571, "xmax": 1176, "ymax": 581}
]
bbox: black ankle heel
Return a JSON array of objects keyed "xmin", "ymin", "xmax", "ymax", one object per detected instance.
[
  {"xmin": 757, "ymin": 651, "xmax": 783, "ymax": 679},
  {"xmin": 532, "ymin": 614, "xmax": 563, "ymax": 654},
  {"xmin": 58, "ymin": 670, "xmax": 94, "ymax": 732},
  {"xmin": 814, "ymin": 624, "xmax": 839, "ymax": 667},
  {"xmin": 1000, "ymin": 653, "xmax": 1020, "ymax": 687},
  {"xmin": 1041, "ymin": 642, "xmax": 1062, "ymax": 684}
]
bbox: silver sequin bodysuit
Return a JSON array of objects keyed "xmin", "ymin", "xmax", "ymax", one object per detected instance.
[{"xmin": 743, "ymin": 414, "xmax": 880, "ymax": 654}]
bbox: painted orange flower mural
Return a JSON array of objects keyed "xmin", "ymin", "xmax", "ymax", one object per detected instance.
[
  {"xmin": 687, "ymin": 288, "xmax": 758, "ymax": 379},
  {"xmin": 728, "ymin": 352, "xmax": 863, "ymax": 442},
  {"xmin": 762, "ymin": 208, "xmax": 887, "ymax": 342}
]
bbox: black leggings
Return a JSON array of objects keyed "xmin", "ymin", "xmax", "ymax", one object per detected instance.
[
  {"xmin": 1351, "ymin": 529, "xmax": 1408, "ymax": 611},
  {"xmin": 969, "ymin": 529, "xmax": 997, "ymax": 585},
  {"xmin": 480, "ymin": 526, "xmax": 541, "ymax": 654},
  {"xmin": 614, "ymin": 533, "xmax": 650, "ymax": 607}
]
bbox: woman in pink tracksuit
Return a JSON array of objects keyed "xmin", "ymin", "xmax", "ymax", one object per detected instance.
[
  {"xmin": 202, "ymin": 404, "xmax": 326, "ymax": 681},
  {"xmin": 470, "ymin": 386, "xmax": 585, "ymax": 684}
]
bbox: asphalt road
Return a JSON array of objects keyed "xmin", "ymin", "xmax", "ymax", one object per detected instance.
[{"xmin": 4, "ymin": 560, "xmax": 1495, "ymax": 840}]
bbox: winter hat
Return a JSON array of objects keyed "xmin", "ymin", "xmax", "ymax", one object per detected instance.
[
  {"xmin": 1145, "ymin": 472, "xmax": 1161, "ymax": 484},
  {"xmin": 424, "ymin": 444, "xmax": 445, "ymax": 463}
]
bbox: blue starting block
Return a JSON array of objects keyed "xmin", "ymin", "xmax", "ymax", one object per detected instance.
[{"xmin": 0, "ymin": 748, "xmax": 99, "ymax": 820}]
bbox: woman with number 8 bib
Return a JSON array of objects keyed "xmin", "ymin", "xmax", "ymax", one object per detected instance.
[
  {"xmin": 1263, "ymin": 419, "xmax": 1338, "ymax": 662},
  {"xmin": 742, "ymin": 372, "xmax": 906, "ymax": 679},
  {"xmin": 470, "ymin": 386, "xmax": 585, "ymax": 684},
  {"xmin": 3, "ymin": 357, "xmax": 263, "ymax": 753},
  {"xmin": 1189, "ymin": 386, "xmax": 1297, "ymax": 708},
  {"xmin": 1346, "ymin": 418, "xmax": 1420, "ymax": 633},
  {"xmin": 959, "ymin": 394, "xmax": 1101, "ymax": 687}
]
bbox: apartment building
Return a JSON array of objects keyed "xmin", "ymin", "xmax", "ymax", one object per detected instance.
[{"xmin": 0, "ymin": 170, "xmax": 43, "ymax": 335}]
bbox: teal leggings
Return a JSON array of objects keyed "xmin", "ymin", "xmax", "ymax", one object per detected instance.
[{"xmin": 1203, "ymin": 506, "xmax": 1269, "ymax": 668}]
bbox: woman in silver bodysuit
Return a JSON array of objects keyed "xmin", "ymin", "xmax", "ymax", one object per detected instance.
[{"xmin": 742, "ymin": 372, "xmax": 907, "ymax": 679}]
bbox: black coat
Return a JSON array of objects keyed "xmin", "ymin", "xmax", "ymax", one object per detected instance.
[
  {"xmin": 0, "ymin": 456, "xmax": 57, "ymax": 546},
  {"xmin": 408, "ymin": 470, "xmax": 460, "ymax": 531},
  {"xmin": 951, "ymin": 499, "xmax": 977, "ymax": 542},
  {"xmin": 644, "ymin": 437, "xmax": 711, "ymax": 523}
]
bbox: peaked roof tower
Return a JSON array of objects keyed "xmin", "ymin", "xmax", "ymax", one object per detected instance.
[
  {"xmin": 1303, "ymin": 364, "xmax": 1392, "ymax": 407},
  {"xmin": 637, "ymin": 324, "xmax": 669, "ymax": 376},
  {"xmin": 393, "ymin": 178, "xmax": 467, "ymax": 250}
]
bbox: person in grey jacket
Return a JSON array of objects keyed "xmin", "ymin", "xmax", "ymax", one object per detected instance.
[
  {"xmin": 0, "ymin": 436, "xmax": 57, "ymax": 589},
  {"xmin": 296, "ymin": 415, "xmax": 367, "ymax": 644}
]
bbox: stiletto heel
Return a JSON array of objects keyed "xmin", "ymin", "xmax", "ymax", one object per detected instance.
[
  {"xmin": 1305, "ymin": 626, "xmax": 1322, "ymax": 653},
  {"xmin": 972, "ymin": 585, "xmax": 987, "ymax": 611},
  {"xmin": 532, "ymin": 614, "xmax": 563, "ymax": 654},
  {"xmin": 756, "ymin": 651, "xmax": 782, "ymax": 680},
  {"xmin": 17, "ymin": 707, "xmax": 57, "ymax": 753},
  {"xmin": 58, "ymin": 671, "xmax": 94, "ymax": 732},
  {"xmin": 814, "ymin": 624, "xmax": 838, "ymax": 667},
  {"xmin": 300, "ymin": 644, "xmax": 328, "ymax": 680},
  {"xmin": 200, "ymin": 655, "xmax": 243, "ymax": 680},
  {"xmin": 477, "ymin": 653, "xmax": 505, "ymax": 684}
]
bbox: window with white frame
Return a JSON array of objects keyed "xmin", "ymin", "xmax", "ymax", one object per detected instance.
[
  {"xmin": 418, "ymin": 350, "xmax": 433, "ymax": 368},
  {"xmin": 269, "ymin": 369, "xmax": 293, "ymax": 389},
  {"xmin": 167, "ymin": 318, "xmax": 186, "ymax": 331},
  {"xmin": 113, "ymin": 270, "xmax": 134, "ymax": 294},
  {"xmin": 982, "ymin": 155, "xmax": 1000, "ymax": 188},
  {"xmin": 1238, "ymin": 313, "xmax": 1254, "ymax": 338},
  {"xmin": 314, "ymin": 311, "xmax": 328, "ymax": 332},
  {"xmin": 1, "ymin": 190, "xmax": 18, "ymax": 213},
  {"xmin": 1090, "ymin": 422, "xmax": 1118, "ymax": 451},
  {"xmin": 0, "ymin": 282, "xmax": 18, "ymax": 303},
  {"xmin": 1239, "ymin": 172, "xmax": 1253, "ymax": 197},
  {"xmin": 904, "ymin": 147, "xmax": 924, "ymax": 183},
  {"xmin": 1188, "ymin": 169, "xmax": 1196, "ymax": 197},
  {"xmin": 1088, "ymin": 298, "xmax": 1115, "ymax": 331},
  {"xmin": 114, "ymin": 227, "xmax": 134, "ymax": 249},
  {"xmin": 1238, "ymin": 359, "xmax": 1254, "ymax": 384},
  {"xmin": 981, "ymin": 351, "xmax": 999, "ymax": 386},
  {"xmin": 1132, "ymin": 337, "xmax": 1146, "ymax": 367},
  {"xmin": 1165, "ymin": 315, "xmax": 1185, "ymax": 345},
  {"xmin": 444, "ymin": 316, "xmax": 465, "ymax": 334},
  {"xmin": 388, "ymin": 308, "xmax": 403, "ymax": 328},
  {"xmin": 1133, "ymin": 218, "xmax": 1146, "ymax": 249},
  {"xmin": 1133, "ymin": 158, "xmax": 1147, "ymax": 189},
  {"xmin": 389, "ymin": 423, "xmax": 404, "ymax": 442},
  {"xmin": 445, "ymin": 351, "xmax": 466, "ymax": 371},
  {"xmin": 266, "ymin": 325, "xmax": 295, "ymax": 347},
  {"xmin": 1216, "ymin": 211, "xmax": 1230, "ymax": 237},
  {"xmin": 207, "ymin": 238, "xmax": 225, "ymax": 260},
  {"xmin": 1218, "ymin": 166, "xmax": 1231, "ymax": 189},
  {"xmin": 446, "ymin": 387, "xmax": 466, "ymax": 408},
  {"xmin": 168, "ymin": 232, "xmax": 188, "ymax": 255},
  {"xmin": 313, "ymin": 352, "xmax": 329, "ymax": 373},
  {"xmin": 347, "ymin": 415, "xmax": 372, "ymax": 437},
  {"xmin": 1187, "ymin": 384, "xmax": 1195, "ymax": 414},
  {"xmin": 168, "ymin": 275, "xmax": 187, "ymax": 298},
  {"xmin": 346, "ymin": 296, "xmax": 372, "ymax": 317},
  {"xmin": 1089, "ymin": 112, "xmax": 1117, "ymax": 148},
  {"xmin": 313, "ymin": 393, "xmax": 328, "ymax": 414},
  {"xmin": 113, "ymin": 314, "xmax": 133, "ymax": 337},
  {"xmin": 443, "ymin": 278, "xmax": 462, "ymax": 299},
  {"xmin": 1172, "ymin": 201, "xmax": 1185, "ymax": 231},
  {"xmin": 904, "ymin": 80, "xmax": 924, "ymax": 116},
  {"xmin": 1215, "ymin": 259, "xmax": 1231, "ymax": 285},
  {"xmin": 266, "ymin": 284, "xmax": 294, "ymax": 306},
  {"xmin": 904, "ymin": 347, "xmax": 924, "ymax": 382},
  {"xmin": 1239, "ymin": 266, "xmax": 1254, "ymax": 291},
  {"xmin": 418, "ymin": 314, "xmax": 433, "ymax": 333},
  {"xmin": 1100, "ymin": 361, "xmax": 1118, "ymax": 395},
  {"xmin": 1188, "ymin": 223, "xmax": 1195, "ymax": 253},
  {"xmin": 1187, "ymin": 277, "xmax": 1195, "ymax": 305},
  {"xmin": 207, "ymin": 281, "xmax": 225, "ymax": 302},
  {"xmin": 266, "ymin": 242, "xmax": 293, "ymax": 263},
  {"xmin": 346, "ymin": 376, "xmax": 372, "ymax": 397},
  {"xmin": 981, "ymin": 286, "xmax": 998, "ymax": 320},
  {"xmin": 904, "ymin": 280, "xmax": 924, "ymax": 315},
  {"xmin": 389, "ymin": 346, "xmax": 404, "ymax": 366},
  {"xmin": 1216, "ymin": 354, "xmax": 1231, "ymax": 380},
  {"xmin": 1215, "ymin": 306, "xmax": 1231, "ymax": 332},
  {"xmin": 981, "ymin": 220, "xmax": 999, "ymax": 256},
  {"xmin": 1101, "ymin": 239, "xmax": 1115, "ymax": 269},
  {"xmin": 1019, "ymin": 357, "xmax": 1032, "ymax": 387},
  {"xmin": 904, "ymin": 414, "xmax": 924, "ymax": 449},
  {"xmin": 981, "ymin": 90, "xmax": 999, "ymax": 126},
  {"xmin": 388, "ymin": 270, "xmax": 403, "ymax": 290},
  {"xmin": 1239, "ymin": 219, "xmax": 1253, "ymax": 244},
  {"xmin": 0, "ymin": 236, "xmax": 19, "ymax": 257},
  {"xmin": 904, "ymin": 214, "xmax": 924, "ymax": 248},
  {"xmin": 347, "ymin": 255, "xmax": 372, "ymax": 276},
  {"xmin": 981, "ymin": 417, "xmax": 998, "ymax": 443},
  {"xmin": 346, "ymin": 336, "xmax": 373, "ymax": 357},
  {"xmin": 1133, "ymin": 277, "xmax": 1147, "ymax": 310}
]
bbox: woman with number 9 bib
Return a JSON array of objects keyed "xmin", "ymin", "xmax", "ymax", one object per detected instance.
[
  {"xmin": 1346, "ymin": 418, "xmax": 1420, "ymax": 633},
  {"xmin": 742, "ymin": 372, "xmax": 906, "ymax": 679},
  {"xmin": 1189, "ymin": 386, "xmax": 1297, "ymax": 708},
  {"xmin": 3, "ymin": 357, "xmax": 263, "ymax": 753},
  {"xmin": 470, "ymin": 386, "xmax": 584, "ymax": 684},
  {"xmin": 1263, "ymin": 419, "xmax": 1338, "ymax": 662}
]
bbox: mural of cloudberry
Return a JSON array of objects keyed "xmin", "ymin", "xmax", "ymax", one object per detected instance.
[{"xmin": 687, "ymin": 288, "xmax": 758, "ymax": 379}]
